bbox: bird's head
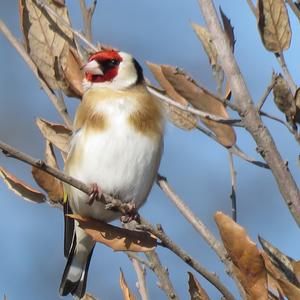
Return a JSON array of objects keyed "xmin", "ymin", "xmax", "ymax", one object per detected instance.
[{"xmin": 82, "ymin": 50, "xmax": 144, "ymax": 90}]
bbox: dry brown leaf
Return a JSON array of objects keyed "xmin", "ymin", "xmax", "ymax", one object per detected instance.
[
  {"xmin": 219, "ymin": 7, "xmax": 235, "ymax": 52},
  {"xmin": 68, "ymin": 214, "xmax": 157, "ymax": 252},
  {"xmin": 293, "ymin": 88, "xmax": 300, "ymax": 124},
  {"xmin": 161, "ymin": 65, "xmax": 236, "ymax": 147},
  {"xmin": 188, "ymin": 272, "xmax": 211, "ymax": 300},
  {"xmin": 147, "ymin": 62, "xmax": 197, "ymax": 130},
  {"xmin": 262, "ymin": 252, "xmax": 300, "ymax": 299},
  {"xmin": 36, "ymin": 118, "xmax": 71, "ymax": 153},
  {"xmin": 214, "ymin": 212, "xmax": 268, "ymax": 300},
  {"xmin": 273, "ymin": 74, "xmax": 297, "ymax": 125},
  {"xmin": 0, "ymin": 167, "xmax": 46, "ymax": 203},
  {"xmin": 120, "ymin": 269, "xmax": 137, "ymax": 300},
  {"xmin": 61, "ymin": 48, "xmax": 84, "ymax": 98},
  {"xmin": 267, "ymin": 273, "xmax": 285, "ymax": 299},
  {"xmin": 292, "ymin": 261, "xmax": 300, "ymax": 284},
  {"xmin": 32, "ymin": 141, "xmax": 63, "ymax": 203},
  {"xmin": 259, "ymin": 236, "xmax": 300, "ymax": 287},
  {"xmin": 19, "ymin": 0, "xmax": 82, "ymax": 98},
  {"xmin": 191, "ymin": 23, "xmax": 218, "ymax": 67},
  {"xmin": 257, "ymin": 0, "xmax": 291, "ymax": 52}
]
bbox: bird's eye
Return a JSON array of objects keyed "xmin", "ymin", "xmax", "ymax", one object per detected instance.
[{"xmin": 110, "ymin": 59, "xmax": 118, "ymax": 65}]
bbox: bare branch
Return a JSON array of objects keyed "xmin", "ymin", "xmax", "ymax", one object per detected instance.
[
  {"xmin": 147, "ymin": 86, "xmax": 242, "ymax": 126},
  {"xmin": 144, "ymin": 251, "xmax": 179, "ymax": 300},
  {"xmin": 246, "ymin": 0, "xmax": 258, "ymax": 17},
  {"xmin": 286, "ymin": 0, "xmax": 300, "ymax": 23},
  {"xmin": 0, "ymin": 20, "xmax": 73, "ymax": 129},
  {"xmin": 256, "ymin": 73, "xmax": 276, "ymax": 111},
  {"xmin": 228, "ymin": 152, "xmax": 237, "ymax": 221},
  {"xmin": 197, "ymin": 0, "xmax": 300, "ymax": 227},
  {"xmin": 0, "ymin": 139, "xmax": 137, "ymax": 215},
  {"xmin": 130, "ymin": 257, "xmax": 149, "ymax": 300},
  {"xmin": 79, "ymin": 0, "xmax": 97, "ymax": 42},
  {"xmin": 138, "ymin": 219, "xmax": 236, "ymax": 300},
  {"xmin": 195, "ymin": 125, "xmax": 269, "ymax": 169},
  {"xmin": 276, "ymin": 52, "xmax": 297, "ymax": 95},
  {"xmin": 260, "ymin": 111, "xmax": 300, "ymax": 145}
]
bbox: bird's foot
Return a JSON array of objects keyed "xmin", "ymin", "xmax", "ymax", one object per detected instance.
[
  {"xmin": 87, "ymin": 183, "xmax": 102, "ymax": 205},
  {"xmin": 120, "ymin": 202, "xmax": 140, "ymax": 223}
]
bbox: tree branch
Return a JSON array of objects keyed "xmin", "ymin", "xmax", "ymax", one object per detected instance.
[
  {"xmin": 79, "ymin": 0, "xmax": 97, "ymax": 42},
  {"xmin": 198, "ymin": 0, "xmax": 300, "ymax": 227},
  {"xmin": 0, "ymin": 20, "xmax": 73, "ymax": 129},
  {"xmin": 137, "ymin": 219, "xmax": 236, "ymax": 300},
  {"xmin": 130, "ymin": 257, "xmax": 149, "ymax": 300}
]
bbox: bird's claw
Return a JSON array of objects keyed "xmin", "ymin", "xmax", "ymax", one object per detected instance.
[
  {"xmin": 120, "ymin": 203, "xmax": 140, "ymax": 223},
  {"xmin": 87, "ymin": 183, "xmax": 102, "ymax": 205}
]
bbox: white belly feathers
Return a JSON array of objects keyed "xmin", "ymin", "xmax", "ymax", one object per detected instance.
[{"xmin": 66, "ymin": 97, "xmax": 163, "ymax": 221}]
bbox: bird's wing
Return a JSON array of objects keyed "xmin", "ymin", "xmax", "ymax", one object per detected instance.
[{"xmin": 63, "ymin": 193, "xmax": 75, "ymax": 258}]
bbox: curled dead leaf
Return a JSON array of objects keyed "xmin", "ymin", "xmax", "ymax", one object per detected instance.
[
  {"xmin": 262, "ymin": 252, "xmax": 300, "ymax": 299},
  {"xmin": 36, "ymin": 118, "xmax": 71, "ymax": 154},
  {"xmin": 161, "ymin": 65, "xmax": 236, "ymax": 147},
  {"xmin": 259, "ymin": 236, "xmax": 300, "ymax": 287},
  {"xmin": 273, "ymin": 74, "xmax": 296, "ymax": 126},
  {"xmin": 68, "ymin": 214, "xmax": 157, "ymax": 252},
  {"xmin": 191, "ymin": 23, "xmax": 218, "ymax": 67},
  {"xmin": 0, "ymin": 167, "xmax": 46, "ymax": 203},
  {"xmin": 32, "ymin": 141, "xmax": 63, "ymax": 203},
  {"xmin": 257, "ymin": 0, "xmax": 291, "ymax": 52},
  {"xmin": 120, "ymin": 269, "xmax": 137, "ymax": 300},
  {"xmin": 147, "ymin": 62, "xmax": 197, "ymax": 130},
  {"xmin": 188, "ymin": 272, "xmax": 211, "ymax": 300},
  {"xmin": 214, "ymin": 211, "xmax": 268, "ymax": 300}
]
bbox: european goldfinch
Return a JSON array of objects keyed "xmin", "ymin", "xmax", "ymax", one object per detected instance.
[{"xmin": 59, "ymin": 50, "xmax": 164, "ymax": 298}]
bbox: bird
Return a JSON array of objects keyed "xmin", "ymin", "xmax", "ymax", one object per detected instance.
[{"xmin": 59, "ymin": 49, "xmax": 165, "ymax": 299}]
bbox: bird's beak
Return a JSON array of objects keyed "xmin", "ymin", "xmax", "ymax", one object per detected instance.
[{"xmin": 82, "ymin": 60, "xmax": 104, "ymax": 75}]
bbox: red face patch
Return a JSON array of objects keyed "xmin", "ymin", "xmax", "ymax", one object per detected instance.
[{"xmin": 85, "ymin": 50, "xmax": 123, "ymax": 83}]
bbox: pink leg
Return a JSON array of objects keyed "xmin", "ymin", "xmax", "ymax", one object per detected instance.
[{"xmin": 87, "ymin": 183, "xmax": 102, "ymax": 205}]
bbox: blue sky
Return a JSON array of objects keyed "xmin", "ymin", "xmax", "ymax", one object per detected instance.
[{"xmin": 1, "ymin": 1, "xmax": 300, "ymax": 299}]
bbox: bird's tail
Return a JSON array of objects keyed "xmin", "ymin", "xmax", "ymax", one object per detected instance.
[{"xmin": 59, "ymin": 225, "xmax": 95, "ymax": 299}]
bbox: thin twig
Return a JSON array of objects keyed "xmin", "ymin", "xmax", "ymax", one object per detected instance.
[
  {"xmin": 227, "ymin": 152, "xmax": 237, "ymax": 221},
  {"xmin": 79, "ymin": 0, "xmax": 97, "ymax": 42},
  {"xmin": 126, "ymin": 252, "xmax": 153, "ymax": 270},
  {"xmin": 147, "ymin": 86, "xmax": 242, "ymax": 126},
  {"xmin": 246, "ymin": 0, "xmax": 258, "ymax": 17},
  {"xmin": 144, "ymin": 251, "xmax": 179, "ymax": 300},
  {"xmin": 276, "ymin": 53, "xmax": 297, "ymax": 95},
  {"xmin": 156, "ymin": 174, "xmax": 226, "ymax": 261},
  {"xmin": 195, "ymin": 125, "xmax": 270, "ymax": 169},
  {"xmin": 138, "ymin": 219, "xmax": 236, "ymax": 300},
  {"xmin": 256, "ymin": 73, "xmax": 276, "ymax": 111},
  {"xmin": 260, "ymin": 111, "xmax": 300, "ymax": 145},
  {"xmin": 131, "ymin": 257, "xmax": 149, "ymax": 300},
  {"xmin": 35, "ymin": 0, "xmax": 98, "ymax": 52},
  {"xmin": 286, "ymin": 0, "xmax": 300, "ymax": 23},
  {"xmin": 156, "ymin": 174, "xmax": 246, "ymax": 298},
  {"xmin": 0, "ymin": 20, "xmax": 73, "ymax": 129}
]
